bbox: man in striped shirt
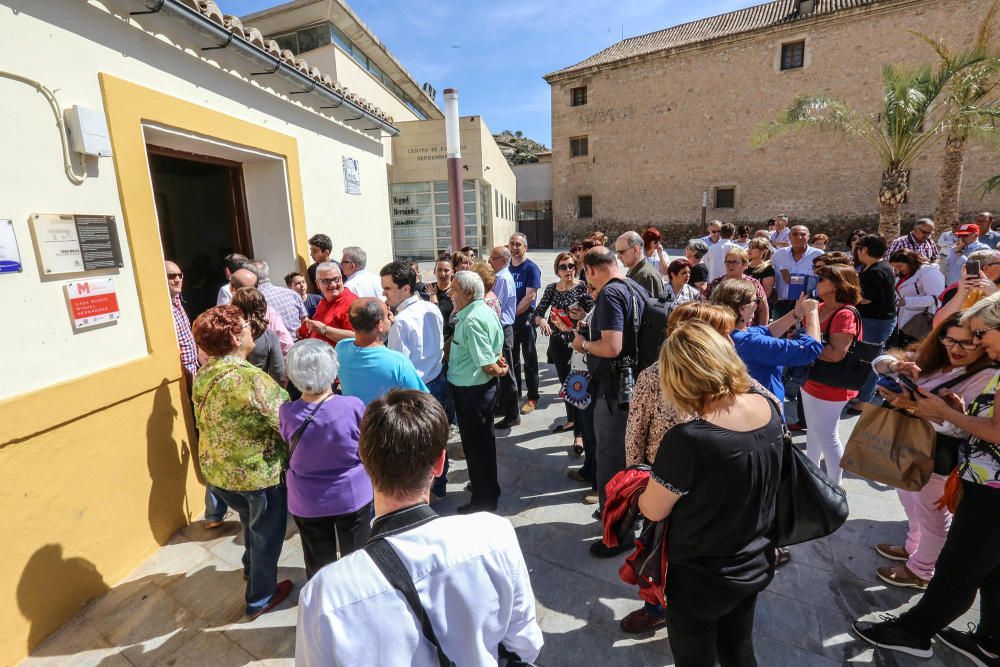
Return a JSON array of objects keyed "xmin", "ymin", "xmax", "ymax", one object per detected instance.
[{"xmin": 166, "ymin": 260, "xmax": 198, "ymax": 378}]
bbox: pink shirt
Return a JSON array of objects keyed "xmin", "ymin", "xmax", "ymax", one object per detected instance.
[{"xmin": 266, "ymin": 305, "xmax": 292, "ymax": 356}]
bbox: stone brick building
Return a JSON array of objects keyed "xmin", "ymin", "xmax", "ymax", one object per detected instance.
[{"xmin": 544, "ymin": 0, "xmax": 1000, "ymax": 246}]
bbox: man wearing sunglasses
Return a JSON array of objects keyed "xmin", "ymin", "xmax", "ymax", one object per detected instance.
[
  {"xmin": 615, "ymin": 231, "xmax": 664, "ymax": 297},
  {"xmin": 166, "ymin": 260, "xmax": 198, "ymax": 380},
  {"xmin": 699, "ymin": 220, "xmax": 723, "ymax": 248}
]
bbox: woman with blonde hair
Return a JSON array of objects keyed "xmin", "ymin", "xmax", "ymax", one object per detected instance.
[
  {"xmin": 469, "ymin": 260, "xmax": 500, "ymax": 320},
  {"xmin": 637, "ymin": 321, "xmax": 784, "ymax": 664},
  {"xmin": 620, "ymin": 302, "xmax": 734, "ymax": 634},
  {"xmin": 746, "ymin": 237, "xmax": 775, "ymax": 302}
]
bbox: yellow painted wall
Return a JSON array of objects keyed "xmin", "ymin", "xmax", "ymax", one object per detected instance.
[{"xmin": 0, "ymin": 69, "xmax": 318, "ymax": 666}]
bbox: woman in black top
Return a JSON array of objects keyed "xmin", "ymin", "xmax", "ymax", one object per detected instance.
[
  {"xmin": 638, "ymin": 320, "xmax": 783, "ymax": 667},
  {"xmin": 534, "ymin": 252, "xmax": 593, "ymax": 447},
  {"xmin": 850, "ymin": 234, "xmax": 898, "ymax": 410},
  {"xmin": 230, "ymin": 287, "xmax": 285, "ymax": 384}
]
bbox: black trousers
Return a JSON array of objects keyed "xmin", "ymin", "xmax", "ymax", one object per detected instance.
[
  {"xmin": 498, "ymin": 324, "xmax": 518, "ymax": 419},
  {"xmin": 901, "ymin": 481, "xmax": 1000, "ymax": 652},
  {"xmin": 666, "ymin": 591, "xmax": 760, "ymax": 667},
  {"xmin": 549, "ymin": 337, "xmax": 580, "ymax": 435},
  {"xmin": 512, "ymin": 313, "xmax": 540, "ymax": 401},
  {"xmin": 577, "ymin": 400, "xmax": 597, "ymax": 488},
  {"xmin": 293, "ymin": 501, "xmax": 373, "ymax": 580},
  {"xmin": 451, "ymin": 379, "xmax": 500, "ymax": 509}
]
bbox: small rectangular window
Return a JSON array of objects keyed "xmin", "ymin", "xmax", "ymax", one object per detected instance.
[
  {"xmin": 570, "ymin": 136, "xmax": 589, "ymax": 157},
  {"xmin": 297, "ymin": 24, "xmax": 331, "ymax": 53},
  {"xmin": 571, "ymin": 86, "xmax": 588, "ymax": 106},
  {"xmin": 714, "ymin": 187, "xmax": 735, "ymax": 209},
  {"xmin": 578, "ymin": 195, "xmax": 593, "ymax": 219},
  {"xmin": 781, "ymin": 41, "xmax": 805, "ymax": 70}
]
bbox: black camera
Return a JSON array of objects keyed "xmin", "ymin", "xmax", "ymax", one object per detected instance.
[{"xmin": 614, "ymin": 361, "xmax": 636, "ymax": 407}]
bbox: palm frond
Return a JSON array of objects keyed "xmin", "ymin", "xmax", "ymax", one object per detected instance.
[
  {"xmin": 984, "ymin": 174, "xmax": 1000, "ymax": 194},
  {"xmin": 750, "ymin": 95, "xmax": 864, "ymax": 147},
  {"xmin": 975, "ymin": 1, "xmax": 999, "ymax": 52}
]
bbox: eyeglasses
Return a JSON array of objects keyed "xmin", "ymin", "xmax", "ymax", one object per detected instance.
[
  {"xmin": 318, "ymin": 277, "xmax": 342, "ymax": 286},
  {"xmin": 558, "ymin": 263, "xmax": 576, "ymax": 271},
  {"xmin": 724, "ymin": 259, "xmax": 745, "ymax": 265},
  {"xmin": 241, "ymin": 321, "xmax": 251, "ymax": 330},
  {"xmin": 614, "ymin": 248, "xmax": 630, "ymax": 256},
  {"xmin": 709, "ymin": 230, "xmax": 721, "ymax": 235},
  {"xmin": 166, "ymin": 272, "xmax": 183, "ymax": 279},
  {"xmin": 939, "ymin": 336, "xmax": 980, "ymax": 351},
  {"xmin": 972, "ymin": 325, "xmax": 1000, "ymax": 341}
]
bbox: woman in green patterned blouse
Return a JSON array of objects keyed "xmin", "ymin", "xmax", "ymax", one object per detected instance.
[{"xmin": 191, "ymin": 305, "xmax": 292, "ymax": 619}]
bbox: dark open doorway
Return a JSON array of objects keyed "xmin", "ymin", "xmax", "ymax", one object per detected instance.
[{"xmin": 148, "ymin": 145, "xmax": 252, "ymax": 318}]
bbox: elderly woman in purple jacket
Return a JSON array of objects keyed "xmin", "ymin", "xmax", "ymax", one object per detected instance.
[{"xmin": 280, "ymin": 339, "xmax": 373, "ymax": 579}]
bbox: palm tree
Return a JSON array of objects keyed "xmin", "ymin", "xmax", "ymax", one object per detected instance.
[
  {"xmin": 917, "ymin": 2, "xmax": 1000, "ymax": 229},
  {"xmin": 753, "ymin": 57, "xmax": 986, "ymax": 239}
]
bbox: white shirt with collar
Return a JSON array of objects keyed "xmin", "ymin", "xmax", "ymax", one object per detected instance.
[
  {"xmin": 216, "ymin": 283, "xmax": 231, "ymax": 305},
  {"xmin": 704, "ymin": 239, "xmax": 737, "ymax": 282},
  {"xmin": 345, "ymin": 269, "xmax": 385, "ymax": 300},
  {"xmin": 295, "ymin": 512, "xmax": 543, "ymax": 667},
  {"xmin": 771, "ymin": 245, "xmax": 824, "ymax": 300},
  {"xmin": 388, "ymin": 294, "xmax": 445, "ymax": 382}
]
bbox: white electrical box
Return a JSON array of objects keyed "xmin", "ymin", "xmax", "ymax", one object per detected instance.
[{"xmin": 64, "ymin": 105, "xmax": 112, "ymax": 157}]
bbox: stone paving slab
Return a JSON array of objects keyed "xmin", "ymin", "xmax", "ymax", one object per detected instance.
[{"xmin": 22, "ymin": 250, "xmax": 977, "ymax": 666}]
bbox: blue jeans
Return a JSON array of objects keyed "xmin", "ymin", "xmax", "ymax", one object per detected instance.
[
  {"xmin": 211, "ymin": 484, "xmax": 288, "ymax": 615},
  {"xmin": 857, "ymin": 316, "xmax": 897, "ymax": 404},
  {"xmin": 205, "ymin": 484, "xmax": 228, "ymax": 522},
  {"xmin": 426, "ymin": 370, "xmax": 450, "ymax": 496}
]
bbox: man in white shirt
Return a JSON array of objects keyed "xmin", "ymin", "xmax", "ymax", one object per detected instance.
[
  {"xmin": 381, "ymin": 260, "xmax": 450, "ymax": 498},
  {"xmin": 296, "ymin": 390, "xmax": 543, "ymax": 667},
  {"xmin": 340, "ymin": 246, "xmax": 384, "ymax": 299},
  {"xmin": 771, "ymin": 225, "xmax": 823, "ymax": 317},
  {"xmin": 704, "ymin": 222, "xmax": 738, "ymax": 281},
  {"xmin": 699, "ymin": 219, "xmax": 723, "ymax": 247},
  {"xmin": 215, "ymin": 252, "xmax": 248, "ymax": 305},
  {"xmin": 770, "ymin": 214, "xmax": 791, "ymax": 248}
]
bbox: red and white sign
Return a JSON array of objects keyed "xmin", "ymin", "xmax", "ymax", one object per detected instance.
[{"xmin": 65, "ymin": 278, "xmax": 120, "ymax": 329}]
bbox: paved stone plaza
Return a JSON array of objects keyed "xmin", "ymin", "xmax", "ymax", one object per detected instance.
[{"xmin": 22, "ymin": 250, "xmax": 979, "ymax": 666}]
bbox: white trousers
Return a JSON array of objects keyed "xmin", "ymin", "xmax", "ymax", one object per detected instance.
[{"xmin": 801, "ymin": 391, "xmax": 847, "ymax": 486}]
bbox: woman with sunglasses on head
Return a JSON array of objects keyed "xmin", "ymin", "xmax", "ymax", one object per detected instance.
[
  {"xmin": 853, "ymin": 294, "xmax": 1000, "ymax": 663},
  {"xmin": 534, "ymin": 252, "xmax": 594, "ymax": 450},
  {"xmin": 711, "ymin": 280, "xmax": 823, "ymax": 405},
  {"xmin": 869, "ymin": 313, "xmax": 996, "ymax": 590},
  {"xmin": 801, "ymin": 264, "xmax": 864, "ymax": 488}
]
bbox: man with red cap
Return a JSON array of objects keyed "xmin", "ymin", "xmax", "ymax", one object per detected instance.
[{"xmin": 944, "ymin": 223, "xmax": 990, "ymax": 285}]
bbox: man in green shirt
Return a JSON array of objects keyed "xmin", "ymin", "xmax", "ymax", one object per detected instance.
[
  {"xmin": 447, "ymin": 270, "xmax": 507, "ymax": 513},
  {"xmin": 615, "ymin": 231, "xmax": 664, "ymax": 297}
]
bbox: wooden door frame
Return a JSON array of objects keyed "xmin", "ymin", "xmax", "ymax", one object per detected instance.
[{"xmin": 146, "ymin": 144, "xmax": 254, "ymax": 258}]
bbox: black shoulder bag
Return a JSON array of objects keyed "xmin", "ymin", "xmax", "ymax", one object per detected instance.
[
  {"xmin": 762, "ymin": 393, "xmax": 849, "ymax": 547},
  {"xmin": 364, "ymin": 505, "xmax": 537, "ymax": 667},
  {"xmin": 280, "ymin": 394, "xmax": 332, "ymax": 484},
  {"xmin": 808, "ymin": 305, "xmax": 881, "ymax": 390}
]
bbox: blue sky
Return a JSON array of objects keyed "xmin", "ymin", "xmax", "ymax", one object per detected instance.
[{"xmin": 217, "ymin": 0, "xmax": 760, "ymax": 146}]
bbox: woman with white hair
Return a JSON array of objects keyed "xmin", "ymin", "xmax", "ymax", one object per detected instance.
[{"xmin": 279, "ymin": 339, "xmax": 373, "ymax": 579}]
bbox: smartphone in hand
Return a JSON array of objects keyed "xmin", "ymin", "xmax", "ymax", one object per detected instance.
[{"xmin": 967, "ymin": 260, "xmax": 981, "ymax": 276}]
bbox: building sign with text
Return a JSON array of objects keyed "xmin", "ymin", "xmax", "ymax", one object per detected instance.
[
  {"xmin": 65, "ymin": 278, "xmax": 120, "ymax": 330},
  {"xmin": 31, "ymin": 213, "xmax": 124, "ymax": 274}
]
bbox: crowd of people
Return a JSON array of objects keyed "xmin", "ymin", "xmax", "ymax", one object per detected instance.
[{"xmin": 163, "ymin": 211, "xmax": 1000, "ymax": 666}]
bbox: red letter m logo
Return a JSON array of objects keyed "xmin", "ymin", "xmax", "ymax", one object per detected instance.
[{"xmin": 77, "ymin": 282, "xmax": 91, "ymax": 295}]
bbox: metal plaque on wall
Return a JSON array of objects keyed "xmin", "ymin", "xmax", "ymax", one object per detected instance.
[{"xmin": 31, "ymin": 213, "xmax": 124, "ymax": 274}]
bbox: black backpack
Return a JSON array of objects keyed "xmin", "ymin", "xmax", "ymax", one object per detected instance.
[{"xmin": 621, "ymin": 280, "xmax": 669, "ymax": 371}]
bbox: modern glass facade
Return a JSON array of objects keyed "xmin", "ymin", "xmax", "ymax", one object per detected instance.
[
  {"xmin": 268, "ymin": 22, "xmax": 430, "ymax": 120},
  {"xmin": 390, "ymin": 179, "xmax": 492, "ymax": 260}
]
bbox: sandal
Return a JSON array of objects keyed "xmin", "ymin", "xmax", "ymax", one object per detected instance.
[{"xmin": 775, "ymin": 546, "xmax": 791, "ymax": 566}]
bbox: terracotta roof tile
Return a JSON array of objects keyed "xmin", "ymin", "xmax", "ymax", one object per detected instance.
[
  {"xmin": 179, "ymin": 0, "xmax": 393, "ymax": 124},
  {"xmin": 545, "ymin": 0, "xmax": 885, "ymax": 80}
]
